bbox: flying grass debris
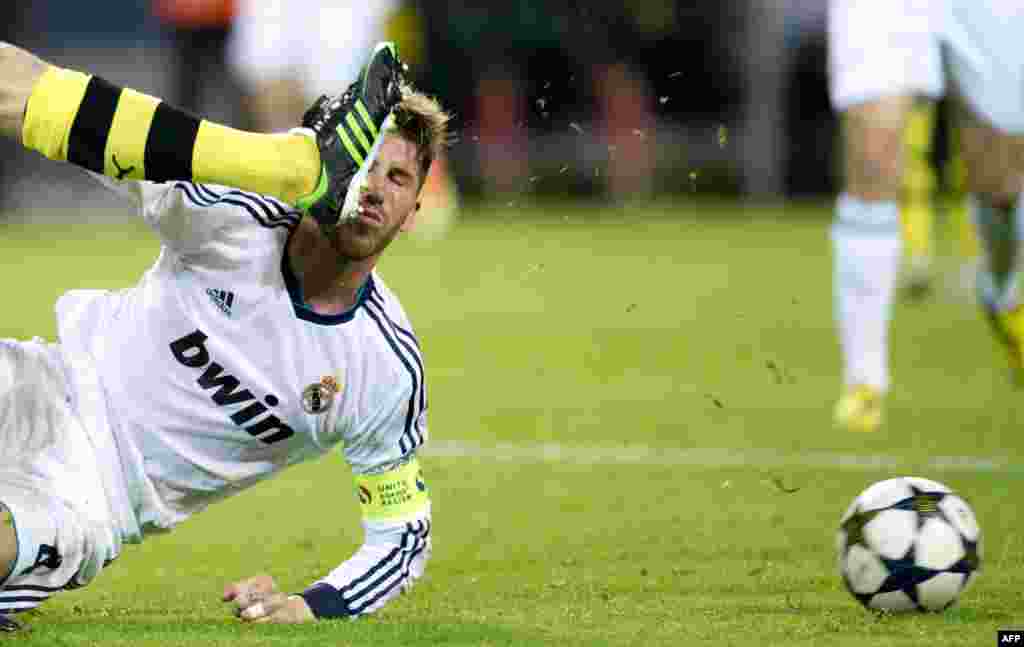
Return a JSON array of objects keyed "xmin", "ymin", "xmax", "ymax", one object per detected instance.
[{"xmin": 767, "ymin": 475, "xmax": 800, "ymax": 494}]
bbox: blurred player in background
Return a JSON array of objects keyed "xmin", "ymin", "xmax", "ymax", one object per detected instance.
[
  {"xmin": 830, "ymin": 0, "xmax": 1024, "ymax": 433},
  {"xmin": 227, "ymin": 0, "xmax": 458, "ymax": 239},
  {"xmin": 152, "ymin": 0, "xmax": 243, "ymax": 126},
  {"xmin": 443, "ymin": 2, "xmax": 656, "ymax": 202},
  {"xmin": 0, "ymin": 40, "xmax": 447, "ymax": 628},
  {"xmin": 899, "ymin": 101, "xmax": 941, "ymax": 300},
  {"xmin": 898, "ymin": 99, "xmax": 977, "ymax": 302}
]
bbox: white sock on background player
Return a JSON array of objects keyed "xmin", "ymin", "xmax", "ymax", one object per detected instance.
[{"xmin": 832, "ymin": 194, "xmax": 902, "ymax": 392}]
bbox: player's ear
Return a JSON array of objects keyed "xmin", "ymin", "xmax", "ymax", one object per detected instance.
[{"xmin": 400, "ymin": 202, "xmax": 420, "ymax": 232}]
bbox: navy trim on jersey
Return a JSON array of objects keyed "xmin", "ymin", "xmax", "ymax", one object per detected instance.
[
  {"xmin": 363, "ymin": 299, "xmax": 424, "ymax": 453},
  {"xmin": 0, "ymin": 595, "xmax": 48, "ymax": 604},
  {"xmin": 369, "ymin": 287, "xmax": 421, "ymax": 350},
  {"xmin": 280, "ymin": 251, "xmax": 372, "ymax": 325},
  {"xmin": 200, "ymin": 184, "xmax": 298, "ymax": 219},
  {"xmin": 300, "ymin": 521, "xmax": 430, "ymax": 618},
  {"xmin": 368, "ymin": 287, "xmax": 427, "ymax": 437},
  {"xmin": 222, "ymin": 189, "xmax": 299, "ymax": 226},
  {"xmin": 190, "ymin": 183, "xmax": 299, "ymax": 227},
  {"xmin": 0, "ymin": 573, "xmax": 83, "ymax": 613},
  {"xmin": 174, "ymin": 181, "xmax": 215, "ymax": 206},
  {"xmin": 172, "ymin": 182, "xmax": 300, "ymax": 229},
  {"xmin": 0, "ymin": 584, "xmax": 64, "ymax": 593},
  {"xmin": 189, "ymin": 182, "xmax": 220, "ymax": 202},
  {"xmin": 348, "ymin": 529, "xmax": 428, "ymax": 614}
]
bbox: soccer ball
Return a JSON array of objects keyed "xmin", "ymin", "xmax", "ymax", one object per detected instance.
[{"xmin": 836, "ymin": 476, "xmax": 981, "ymax": 612}]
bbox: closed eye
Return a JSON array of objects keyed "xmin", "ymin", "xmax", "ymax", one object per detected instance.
[{"xmin": 389, "ymin": 168, "xmax": 414, "ymax": 187}]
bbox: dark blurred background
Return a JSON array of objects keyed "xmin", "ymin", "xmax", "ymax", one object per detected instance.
[{"xmin": 0, "ymin": 0, "xmax": 838, "ymax": 217}]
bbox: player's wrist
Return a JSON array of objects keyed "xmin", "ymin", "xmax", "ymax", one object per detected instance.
[{"xmin": 297, "ymin": 582, "xmax": 349, "ymax": 619}]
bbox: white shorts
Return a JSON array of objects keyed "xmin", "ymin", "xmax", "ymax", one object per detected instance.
[
  {"xmin": 0, "ymin": 339, "xmax": 123, "ymax": 613},
  {"xmin": 828, "ymin": 0, "xmax": 944, "ymax": 110},
  {"xmin": 945, "ymin": 0, "xmax": 1024, "ymax": 134},
  {"xmin": 830, "ymin": 0, "xmax": 1024, "ymax": 134}
]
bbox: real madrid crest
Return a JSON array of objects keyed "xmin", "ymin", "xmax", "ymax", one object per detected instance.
[{"xmin": 302, "ymin": 375, "xmax": 341, "ymax": 415}]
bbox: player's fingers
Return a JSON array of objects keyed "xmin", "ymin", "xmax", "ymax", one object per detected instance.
[
  {"xmin": 223, "ymin": 574, "xmax": 276, "ymax": 602},
  {"xmin": 239, "ymin": 601, "xmax": 267, "ymax": 621},
  {"xmin": 222, "ymin": 582, "xmax": 242, "ymax": 602}
]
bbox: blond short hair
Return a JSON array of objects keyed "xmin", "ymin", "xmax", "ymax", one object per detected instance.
[{"xmin": 391, "ymin": 84, "xmax": 452, "ymax": 185}]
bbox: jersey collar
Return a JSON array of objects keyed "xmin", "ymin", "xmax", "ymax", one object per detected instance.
[{"xmin": 281, "ymin": 248, "xmax": 373, "ymax": 325}]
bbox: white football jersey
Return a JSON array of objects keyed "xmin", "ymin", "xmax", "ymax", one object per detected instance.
[{"xmin": 56, "ymin": 174, "xmax": 427, "ymax": 533}]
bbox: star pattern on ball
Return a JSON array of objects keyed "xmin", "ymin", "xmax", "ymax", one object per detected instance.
[
  {"xmin": 893, "ymin": 486, "xmax": 949, "ymax": 530},
  {"xmin": 950, "ymin": 538, "xmax": 981, "ymax": 575},
  {"xmin": 838, "ymin": 479, "xmax": 982, "ymax": 613},
  {"xmin": 877, "ymin": 545, "xmax": 940, "ymax": 605},
  {"xmin": 841, "ymin": 507, "xmax": 880, "ymax": 550}
]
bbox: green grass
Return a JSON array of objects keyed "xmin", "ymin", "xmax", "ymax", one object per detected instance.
[{"xmin": 1, "ymin": 200, "xmax": 1022, "ymax": 646}]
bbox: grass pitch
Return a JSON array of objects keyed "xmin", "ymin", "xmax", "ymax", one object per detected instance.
[{"xmin": 1, "ymin": 200, "xmax": 1022, "ymax": 646}]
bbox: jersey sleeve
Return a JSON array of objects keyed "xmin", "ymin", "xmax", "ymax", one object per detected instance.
[
  {"xmin": 342, "ymin": 278, "xmax": 429, "ymax": 474},
  {"xmin": 299, "ymin": 515, "xmax": 431, "ymax": 618},
  {"xmin": 85, "ymin": 170, "xmax": 177, "ymax": 221},
  {"xmin": 298, "ymin": 279, "xmax": 432, "ymax": 619}
]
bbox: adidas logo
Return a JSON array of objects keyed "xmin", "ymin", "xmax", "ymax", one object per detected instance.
[
  {"xmin": 335, "ymin": 100, "xmax": 380, "ymax": 166},
  {"xmin": 206, "ymin": 288, "xmax": 235, "ymax": 317}
]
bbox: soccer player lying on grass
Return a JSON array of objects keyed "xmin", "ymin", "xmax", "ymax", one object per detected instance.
[{"xmin": 0, "ymin": 40, "xmax": 448, "ymax": 629}]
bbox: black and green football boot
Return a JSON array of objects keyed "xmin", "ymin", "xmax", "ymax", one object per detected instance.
[{"xmin": 295, "ymin": 42, "xmax": 404, "ymax": 227}]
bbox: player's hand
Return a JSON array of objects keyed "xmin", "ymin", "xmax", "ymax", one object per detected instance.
[{"xmin": 222, "ymin": 574, "xmax": 316, "ymax": 624}]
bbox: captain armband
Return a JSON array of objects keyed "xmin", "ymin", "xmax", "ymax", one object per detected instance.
[{"xmin": 354, "ymin": 457, "xmax": 429, "ymax": 522}]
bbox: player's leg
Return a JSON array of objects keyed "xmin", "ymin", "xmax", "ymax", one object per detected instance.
[
  {"xmin": 956, "ymin": 115, "xmax": 1024, "ymax": 383},
  {"xmin": 0, "ymin": 483, "xmax": 118, "ymax": 620},
  {"xmin": 0, "ymin": 515, "xmax": 13, "ymax": 577},
  {"xmin": 0, "ymin": 511, "xmax": 17, "ymax": 631},
  {"xmin": 1, "ymin": 40, "xmax": 402, "ymax": 214},
  {"xmin": 0, "ymin": 42, "xmax": 317, "ymax": 203},
  {"xmin": 900, "ymin": 100, "xmax": 938, "ymax": 300},
  {"xmin": 938, "ymin": 103, "xmax": 980, "ymax": 296},
  {"xmin": 0, "ymin": 337, "xmax": 27, "ymax": 599},
  {"xmin": 827, "ymin": 0, "xmax": 943, "ymax": 432},
  {"xmin": 943, "ymin": 1, "xmax": 1024, "ymax": 384},
  {"xmin": 0, "ymin": 339, "xmax": 120, "ymax": 628},
  {"xmin": 832, "ymin": 97, "xmax": 912, "ymax": 432}
]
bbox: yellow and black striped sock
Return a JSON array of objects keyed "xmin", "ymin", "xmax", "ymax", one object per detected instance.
[{"xmin": 21, "ymin": 66, "xmax": 320, "ymax": 204}]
